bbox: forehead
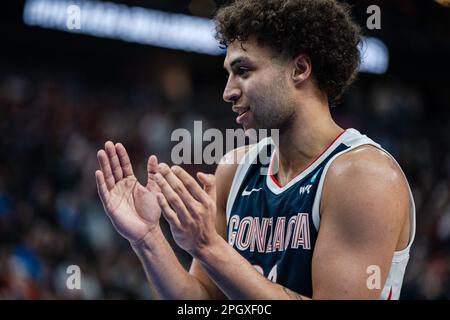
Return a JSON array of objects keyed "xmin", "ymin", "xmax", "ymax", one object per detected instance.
[{"xmin": 223, "ymin": 40, "xmax": 275, "ymax": 69}]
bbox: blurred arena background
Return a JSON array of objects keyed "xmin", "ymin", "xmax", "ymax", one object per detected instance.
[{"xmin": 0, "ymin": 0, "xmax": 449, "ymax": 299}]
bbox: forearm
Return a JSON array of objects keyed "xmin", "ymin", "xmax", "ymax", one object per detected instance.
[
  {"xmin": 195, "ymin": 236, "xmax": 309, "ymax": 300},
  {"xmin": 131, "ymin": 227, "xmax": 212, "ymax": 300}
]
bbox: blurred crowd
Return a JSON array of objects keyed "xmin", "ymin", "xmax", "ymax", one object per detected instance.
[{"xmin": 0, "ymin": 56, "xmax": 449, "ymax": 299}]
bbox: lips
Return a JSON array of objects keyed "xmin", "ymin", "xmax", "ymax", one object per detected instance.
[
  {"xmin": 234, "ymin": 107, "xmax": 251, "ymax": 124},
  {"xmin": 232, "ymin": 106, "xmax": 250, "ymax": 115}
]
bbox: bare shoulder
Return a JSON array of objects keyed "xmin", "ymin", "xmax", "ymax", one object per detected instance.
[
  {"xmin": 321, "ymin": 144, "xmax": 410, "ymax": 242},
  {"xmin": 218, "ymin": 144, "xmax": 252, "ymax": 167},
  {"xmin": 215, "ymin": 144, "xmax": 252, "ymax": 189},
  {"xmin": 327, "ymin": 145, "xmax": 407, "ymax": 191}
]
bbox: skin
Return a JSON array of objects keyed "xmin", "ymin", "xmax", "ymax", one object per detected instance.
[{"xmin": 95, "ymin": 39, "xmax": 411, "ymax": 299}]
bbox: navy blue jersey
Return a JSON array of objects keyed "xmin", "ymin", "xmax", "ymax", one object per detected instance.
[{"xmin": 225, "ymin": 129, "xmax": 416, "ymax": 299}]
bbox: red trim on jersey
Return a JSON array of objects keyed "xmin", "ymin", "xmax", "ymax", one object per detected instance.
[
  {"xmin": 387, "ymin": 287, "xmax": 393, "ymax": 300},
  {"xmin": 270, "ymin": 173, "xmax": 282, "ymax": 187},
  {"xmin": 269, "ymin": 129, "xmax": 347, "ymax": 188}
]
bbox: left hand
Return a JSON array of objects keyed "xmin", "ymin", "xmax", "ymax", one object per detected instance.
[{"xmin": 153, "ymin": 164, "xmax": 220, "ymax": 256}]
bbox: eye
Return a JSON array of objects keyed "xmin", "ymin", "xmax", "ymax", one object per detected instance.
[
  {"xmin": 235, "ymin": 67, "xmax": 250, "ymax": 77},
  {"xmin": 236, "ymin": 67, "xmax": 249, "ymax": 76}
]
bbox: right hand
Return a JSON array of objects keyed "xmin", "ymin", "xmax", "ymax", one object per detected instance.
[{"xmin": 95, "ymin": 141, "xmax": 161, "ymax": 245}]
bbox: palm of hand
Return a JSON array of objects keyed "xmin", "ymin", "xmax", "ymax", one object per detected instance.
[
  {"xmin": 107, "ymin": 176, "xmax": 160, "ymax": 243},
  {"xmin": 96, "ymin": 142, "xmax": 162, "ymax": 245}
]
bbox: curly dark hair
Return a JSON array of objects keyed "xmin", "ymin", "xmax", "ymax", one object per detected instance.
[{"xmin": 215, "ymin": 0, "xmax": 362, "ymax": 105}]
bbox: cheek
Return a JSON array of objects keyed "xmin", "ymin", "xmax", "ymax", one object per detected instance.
[
  {"xmin": 247, "ymin": 79, "xmax": 274, "ymax": 103},
  {"xmin": 245, "ymin": 71, "xmax": 287, "ymax": 109},
  {"xmin": 255, "ymin": 81, "xmax": 282, "ymax": 108}
]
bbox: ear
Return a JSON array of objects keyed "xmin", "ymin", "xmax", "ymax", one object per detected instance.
[{"xmin": 291, "ymin": 54, "xmax": 312, "ymax": 85}]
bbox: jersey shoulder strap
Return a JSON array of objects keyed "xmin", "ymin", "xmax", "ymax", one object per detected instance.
[{"xmin": 226, "ymin": 137, "xmax": 272, "ymax": 221}]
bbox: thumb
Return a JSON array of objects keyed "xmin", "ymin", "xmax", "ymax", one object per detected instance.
[{"xmin": 197, "ymin": 172, "xmax": 216, "ymax": 201}]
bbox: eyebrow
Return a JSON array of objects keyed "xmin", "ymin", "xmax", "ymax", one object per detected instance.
[{"xmin": 223, "ymin": 57, "xmax": 250, "ymax": 72}]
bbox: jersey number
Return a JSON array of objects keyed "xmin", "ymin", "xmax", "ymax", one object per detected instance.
[{"xmin": 253, "ymin": 264, "xmax": 278, "ymax": 282}]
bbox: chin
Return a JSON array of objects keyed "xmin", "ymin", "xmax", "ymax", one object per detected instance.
[{"xmin": 243, "ymin": 122, "xmax": 264, "ymax": 139}]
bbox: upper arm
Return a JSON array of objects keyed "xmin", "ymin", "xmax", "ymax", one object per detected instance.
[
  {"xmin": 311, "ymin": 146, "xmax": 410, "ymax": 299},
  {"xmin": 189, "ymin": 145, "xmax": 250, "ymax": 299}
]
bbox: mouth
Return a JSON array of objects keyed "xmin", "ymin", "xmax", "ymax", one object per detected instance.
[
  {"xmin": 232, "ymin": 105, "xmax": 250, "ymax": 115},
  {"xmin": 234, "ymin": 106, "xmax": 251, "ymax": 124}
]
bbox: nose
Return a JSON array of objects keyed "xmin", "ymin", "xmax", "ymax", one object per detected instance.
[{"xmin": 223, "ymin": 78, "xmax": 242, "ymax": 103}]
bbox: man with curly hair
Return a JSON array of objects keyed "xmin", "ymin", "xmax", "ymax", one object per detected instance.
[{"xmin": 96, "ymin": 0, "xmax": 415, "ymax": 299}]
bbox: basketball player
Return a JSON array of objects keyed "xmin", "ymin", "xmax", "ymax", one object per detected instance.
[{"xmin": 95, "ymin": 0, "xmax": 415, "ymax": 299}]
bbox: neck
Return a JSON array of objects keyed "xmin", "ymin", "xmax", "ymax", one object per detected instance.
[{"xmin": 272, "ymin": 100, "xmax": 344, "ymax": 186}]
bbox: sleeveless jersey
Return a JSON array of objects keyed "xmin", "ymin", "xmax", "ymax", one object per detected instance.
[{"xmin": 226, "ymin": 128, "xmax": 416, "ymax": 299}]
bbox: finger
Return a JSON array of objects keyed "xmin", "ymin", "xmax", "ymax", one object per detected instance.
[
  {"xmin": 156, "ymin": 193, "xmax": 181, "ymax": 229},
  {"xmin": 115, "ymin": 143, "xmax": 134, "ymax": 177},
  {"xmin": 97, "ymin": 149, "xmax": 115, "ymax": 190},
  {"xmin": 95, "ymin": 170, "xmax": 111, "ymax": 211},
  {"xmin": 158, "ymin": 163, "xmax": 199, "ymax": 212},
  {"xmin": 197, "ymin": 172, "xmax": 216, "ymax": 201},
  {"xmin": 146, "ymin": 155, "xmax": 160, "ymax": 192},
  {"xmin": 148, "ymin": 155, "xmax": 159, "ymax": 174},
  {"xmin": 105, "ymin": 141, "xmax": 123, "ymax": 182},
  {"xmin": 154, "ymin": 171, "xmax": 193, "ymax": 224},
  {"xmin": 171, "ymin": 165, "xmax": 209, "ymax": 205}
]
